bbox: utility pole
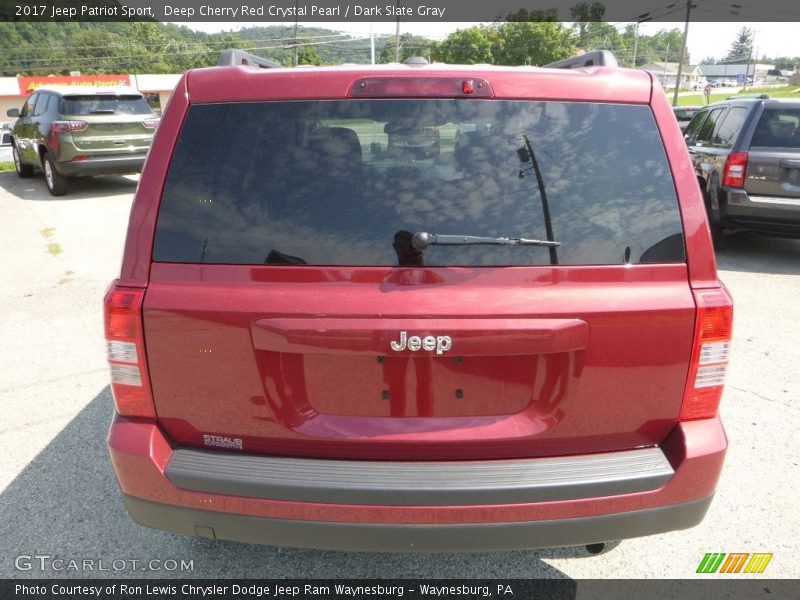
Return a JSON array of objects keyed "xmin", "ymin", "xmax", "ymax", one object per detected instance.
[
  {"xmin": 672, "ymin": 0, "xmax": 693, "ymax": 107},
  {"xmin": 632, "ymin": 21, "xmax": 640, "ymax": 67},
  {"xmin": 370, "ymin": 21, "xmax": 375, "ymax": 65},
  {"xmin": 394, "ymin": 0, "xmax": 401, "ymax": 62},
  {"xmin": 293, "ymin": 0, "xmax": 299, "ymax": 67},
  {"xmin": 743, "ymin": 31, "xmax": 757, "ymax": 91}
]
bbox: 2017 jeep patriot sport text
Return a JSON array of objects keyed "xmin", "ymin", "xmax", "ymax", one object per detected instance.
[{"xmin": 105, "ymin": 54, "xmax": 733, "ymax": 551}]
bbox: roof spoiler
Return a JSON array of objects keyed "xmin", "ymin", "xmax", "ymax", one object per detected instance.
[
  {"xmin": 543, "ymin": 50, "xmax": 618, "ymax": 70},
  {"xmin": 218, "ymin": 49, "xmax": 282, "ymax": 69}
]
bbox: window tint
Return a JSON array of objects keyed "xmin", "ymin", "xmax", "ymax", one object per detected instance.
[
  {"xmin": 60, "ymin": 95, "xmax": 152, "ymax": 115},
  {"xmin": 695, "ymin": 108, "xmax": 725, "ymax": 143},
  {"xmin": 684, "ymin": 110, "xmax": 708, "ymax": 140},
  {"xmin": 712, "ymin": 107, "xmax": 747, "ymax": 147},
  {"xmin": 32, "ymin": 93, "xmax": 49, "ymax": 117},
  {"xmin": 21, "ymin": 94, "xmax": 38, "ymax": 117},
  {"xmin": 154, "ymin": 100, "xmax": 684, "ymax": 267},
  {"xmin": 750, "ymin": 108, "xmax": 800, "ymax": 149}
]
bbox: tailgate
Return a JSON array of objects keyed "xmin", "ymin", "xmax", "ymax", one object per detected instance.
[
  {"xmin": 746, "ymin": 106, "xmax": 800, "ymax": 199},
  {"xmin": 143, "ymin": 264, "xmax": 695, "ymax": 460}
]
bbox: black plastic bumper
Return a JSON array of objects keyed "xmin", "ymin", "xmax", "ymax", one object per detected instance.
[{"xmin": 122, "ymin": 494, "xmax": 714, "ymax": 552}]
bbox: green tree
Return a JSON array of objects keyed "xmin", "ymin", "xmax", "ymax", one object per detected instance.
[
  {"xmin": 296, "ymin": 41, "xmax": 322, "ymax": 66},
  {"xmin": 570, "ymin": 2, "xmax": 605, "ymax": 49},
  {"xmin": 494, "ymin": 22, "xmax": 577, "ymax": 66},
  {"xmin": 378, "ymin": 34, "xmax": 436, "ymax": 63},
  {"xmin": 725, "ymin": 27, "xmax": 754, "ymax": 63},
  {"xmin": 432, "ymin": 26, "xmax": 496, "ymax": 65},
  {"xmin": 71, "ymin": 29, "xmax": 124, "ymax": 73}
]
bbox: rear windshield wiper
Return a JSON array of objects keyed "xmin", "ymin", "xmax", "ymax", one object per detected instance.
[
  {"xmin": 519, "ymin": 134, "xmax": 559, "ymax": 265},
  {"xmin": 412, "ymin": 231, "xmax": 560, "ymax": 250}
]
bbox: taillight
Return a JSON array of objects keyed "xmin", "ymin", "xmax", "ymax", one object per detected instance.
[
  {"xmin": 722, "ymin": 151, "xmax": 748, "ymax": 187},
  {"xmin": 51, "ymin": 120, "xmax": 87, "ymax": 134},
  {"xmin": 103, "ymin": 282, "xmax": 155, "ymax": 419},
  {"xmin": 143, "ymin": 118, "xmax": 160, "ymax": 129},
  {"xmin": 680, "ymin": 287, "xmax": 734, "ymax": 421}
]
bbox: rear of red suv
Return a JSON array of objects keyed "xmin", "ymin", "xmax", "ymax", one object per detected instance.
[{"xmin": 105, "ymin": 60, "xmax": 732, "ymax": 551}]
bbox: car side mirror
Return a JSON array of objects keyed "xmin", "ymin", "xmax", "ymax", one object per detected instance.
[{"xmin": 6, "ymin": 108, "xmax": 19, "ymax": 118}]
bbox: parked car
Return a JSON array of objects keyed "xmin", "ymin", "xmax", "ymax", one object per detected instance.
[
  {"xmin": 673, "ymin": 106, "xmax": 703, "ymax": 131},
  {"xmin": 105, "ymin": 51, "xmax": 732, "ymax": 552},
  {"xmin": 692, "ymin": 79, "xmax": 709, "ymax": 91},
  {"xmin": 684, "ymin": 96, "xmax": 800, "ymax": 237},
  {"xmin": 6, "ymin": 86, "xmax": 159, "ymax": 196},
  {"xmin": 1, "ymin": 122, "xmax": 11, "ymax": 146}
]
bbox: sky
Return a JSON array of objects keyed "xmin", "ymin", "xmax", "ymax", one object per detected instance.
[{"xmin": 187, "ymin": 21, "xmax": 799, "ymax": 63}]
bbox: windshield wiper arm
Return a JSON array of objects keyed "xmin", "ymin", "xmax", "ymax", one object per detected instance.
[
  {"xmin": 520, "ymin": 134, "xmax": 559, "ymax": 265},
  {"xmin": 412, "ymin": 231, "xmax": 560, "ymax": 250}
]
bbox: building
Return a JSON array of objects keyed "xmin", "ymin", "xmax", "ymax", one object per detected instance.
[
  {"xmin": 1, "ymin": 73, "xmax": 182, "ymax": 119},
  {"xmin": 639, "ymin": 63, "xmax": 702, "ymax": 89},
  {"xmin": 698, "ymin": 63, "xmax": 775, "ymax": 84}
]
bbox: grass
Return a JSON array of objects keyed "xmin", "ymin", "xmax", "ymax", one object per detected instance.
[
  {"xmin": 673, "ymin": 85, "xmax": 800, "ymax": 107},
  {"xmin": 0, "ymin": 162, "xmax": 15, "ymax": 172}
]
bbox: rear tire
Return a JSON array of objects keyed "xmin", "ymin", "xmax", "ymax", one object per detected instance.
[
  {"xmin": 705, "ymin": 177, "xmax": 724, "ymax": 241},
  {"xmin": 12, "ymin": 144, "xmax": 33, "ymax": 178},
  {"xmin": 42, "ymin": 152, "xmax": 68, "ymax": 196}
]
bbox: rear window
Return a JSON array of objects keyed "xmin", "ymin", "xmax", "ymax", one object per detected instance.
[
  {"xmin": 153, "ymin": 100, "xmax": 685, "ymax": 266},
  {"xmin": 60, "ymin": 95, "xmax": 152, "ymax": 116},
  {"xmin": 750, "ymin": 107, "xmax": 800, "ymax": 148}
]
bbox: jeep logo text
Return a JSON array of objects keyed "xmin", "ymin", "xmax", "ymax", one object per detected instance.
[{"xmin": 390, "ymin": 331, "xmax": 452, "ymax": 354}]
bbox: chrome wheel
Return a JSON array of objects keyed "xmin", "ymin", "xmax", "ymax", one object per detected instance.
[
  {"xmin": 12, "ymin": 145, "xmax": 20, "ymax": 172},
  {"xmin": 44, "ymin": 157, "xmax": 54, "ymax": 190}
]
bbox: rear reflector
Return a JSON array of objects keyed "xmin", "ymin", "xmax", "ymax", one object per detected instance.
[
  {"xmin": 722, "ymin": 151, "xmax": 748, "ymax": 187},
  {"xmin": 680, "ymin": 287, "xmax": 734, "ymax": 421},
  {"xmin": 103, "ymin": 282, "xmax": 155, "ymax": 419},
  {"xmin": 350, "ymin": 77, "xmax": 493, "ymax": 98}
]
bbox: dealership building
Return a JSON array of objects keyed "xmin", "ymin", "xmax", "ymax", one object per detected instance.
[{"xmin": 0, "ymin": 73, "xmax": 181, "ymax": 119}]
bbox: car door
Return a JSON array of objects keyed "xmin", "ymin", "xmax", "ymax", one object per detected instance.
[
  {"xmin": 30, "ymin": 92, "xmax": 52, "ymax": 158},
  {"xmin": 13, "ymin": 93, "xmax": 39, "ymax": 164},
  {"xmin": 687, "ymin": 106, "xmax": 728, "ymax": 192}
]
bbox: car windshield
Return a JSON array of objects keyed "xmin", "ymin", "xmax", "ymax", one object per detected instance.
[
  {"xmin": 153, "ymin": 99, "xmax": 685, "ymax": 267},
  {"xmin": 60, "ymin": 95, "xmax": 152, "ymax": 115}
]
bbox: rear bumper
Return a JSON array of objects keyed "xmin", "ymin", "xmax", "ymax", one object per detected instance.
[
  {"xmin": 122, "ymin": 493, "xmax": 714, "ymax": 552},
  {"xmin": 108, "ymin": 415, "xmax": 727, "ymax": 551},
  {"xmin": 54, "ymin": 154, "xmax": 146, "ymax": 177},
  {"xmin": 720, "ymin": 187, "xmax": 800, "ymax": 236}
]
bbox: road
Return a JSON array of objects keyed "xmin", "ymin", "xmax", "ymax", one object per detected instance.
[{"xmin": 0, "ymin": 170, "xmax": 798, "ymax": 581}]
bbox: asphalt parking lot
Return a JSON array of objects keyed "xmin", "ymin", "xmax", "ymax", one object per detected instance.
[{"xmin": 0, "ymin": 170, "xmax": 798, "ymax": 581}]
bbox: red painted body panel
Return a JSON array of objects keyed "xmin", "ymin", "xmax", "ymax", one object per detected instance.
[
  {"xmin": 108, "ymin": 414, "xmax": 726, "ymax": 524},
  {"xmin": 109, "ymin": 62, "xmax": 730, "ymax": 540},
  {"xmin": 143, "ymin": 262, "xmax": 694, "ymax": 460}
]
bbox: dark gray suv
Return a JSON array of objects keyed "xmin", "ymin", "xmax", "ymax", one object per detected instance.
[{"xmin": 685, "ymin": 97, "xmax": 800, "ymax": 237}]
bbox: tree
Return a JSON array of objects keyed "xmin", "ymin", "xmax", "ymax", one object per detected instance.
[
  {"xmin": 570, "ymin": 2, "xmax": 605, "ymax": 49},
  {"xmin": 296, "ymin": 41, "xmax": 322, "ymax": 66},
  {"xmin": 432, "ymin": 26, "xmax": 496, "ymax": 65},
  {"xmin": 378, "ymin": 34, "xmax": 436, "ymax": 63},
  {"xmin": 725, "ymin": 27, "xmax": 754, "ymax": 63},
  {"xmin": 494, "ymin": 22, "xmax": 577, "ymax": 66}
]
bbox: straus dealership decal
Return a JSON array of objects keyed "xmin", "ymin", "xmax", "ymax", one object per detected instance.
[{"xmin": 203, "ymin": 434, "xmax": 243, "ymax": 450}]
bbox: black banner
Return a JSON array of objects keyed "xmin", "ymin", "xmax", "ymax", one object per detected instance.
[
  {"xmin": 1, "ymin": 0, "xmax": 799, "ymax": 23},
  {"xmin": 2, "ymin": 579, "xmax": 798, "ymax": 600}
]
